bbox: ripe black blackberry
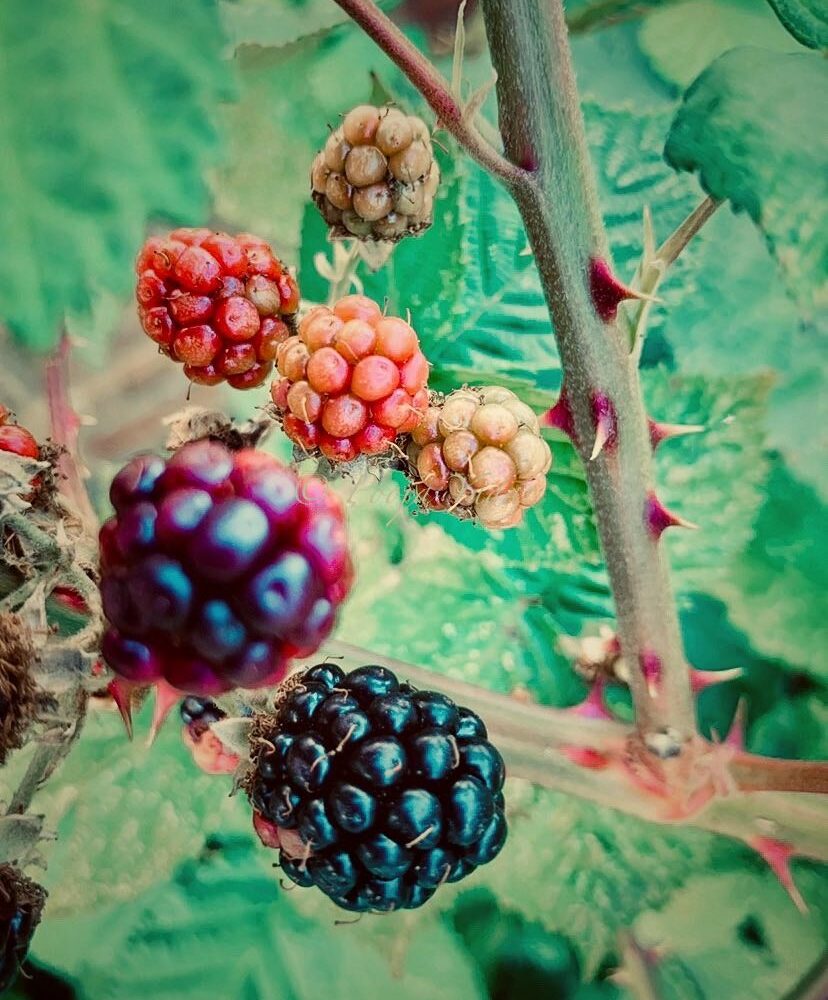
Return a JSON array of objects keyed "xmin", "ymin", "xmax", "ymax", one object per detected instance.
[{"xmin": 247, "ymin": 663, "xmax": 507, "ymax": 912}]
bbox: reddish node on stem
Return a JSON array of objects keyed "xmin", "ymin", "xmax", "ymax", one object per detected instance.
[
  {"xmin": 589, "ymin": 257, "xmax": 656, "ymax": 322},
  {"xmin": 639, "ymin": 650, "xmax": 662, "ymax": 698},
  {"xmin": 542, "ymin": 388, "xmax": 575, "ymax": 439},
  {"xmin": 147, "ymin": 677, "xmax": 184, "ymax": 747},
  {"xmin": 648, "ymin": 418, "xmax": 705, "ymax": 451},
  {"xmin": 561, "ymin": 681, "xmax": 614, "ymax": 770},
  {"xmin": 106, "ymin": 677, "xmax": 136, "ymax": 741},
  {"xmin": 748, "ymin": 836, "xmax": 808, "ymax": 914},
  {"xmin": 644, "ymin": 490, "xmax": 698, "ymax": 539},
  {"xmin": 691, "ymin": 666, "xmax": 743, "ymax": 693},
  {"xmin": 590, "ymin": 391, "xmax": 618, "ymax": 460}
]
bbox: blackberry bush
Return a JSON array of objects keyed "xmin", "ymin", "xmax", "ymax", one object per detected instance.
[
  {"xmin": 135, "ymin": 228, "xmax": 300, "ymax": 388},
  {"xmin": 270, "ymin": 294, "xmax": 430, "ymax": 463},
  {"xmin": 247, "ymin": 663, "xmax": 507, "ymax": 913},
  {"xmin": 407, "ymin": 386, "xmax": 552, "ymax": 529},
  {"xmin": 99, "ymin": 440, "xmax": 353, "ymax": 695},
  {"xmin": 311, "ymin": 104, "xmax": 440, "ymax": 242}
]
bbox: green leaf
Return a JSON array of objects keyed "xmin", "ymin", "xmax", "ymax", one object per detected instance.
[
  {"xmin": 0, "ymin": 0, "xmax": 233, "ymax": 351},
  {"xmin": 708, "ymin": 460, "xmax": 828, "ymax": 681},
  {"xmin": 639, "ymin": 0, "xmax": 799, "ymax": 92},
  {"xmin": 634, "ymin": 867, "xmax": 828, "ymax": 1000},
  {"xmin": 749, "ymin": 693, "xmax": 828, "ymax": 760},
  {"xmin": 766, "ymin": 0, "xmax": 828, "ymax": 48},
  {"xmin": 664, "ymin": 47, "xmax": 828, "ymax": 316},
  {"xmin": 32, "ymin": 837, "xmax": 485, "ymax": 1000}
]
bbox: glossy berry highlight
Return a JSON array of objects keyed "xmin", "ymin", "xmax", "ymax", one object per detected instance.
[
  {"xmin": 247, "ymin": 663, "xmax": 507, "ymax": 913},
  {"xmin": 271, "ymin": 296, "xmax": 430, "ymax": 463},
  {"xmin": 99, "ymin": 441, "xmax": 354, "ymax": 695},
  {"xmin": 135, "ymin": 228, "xmax": 300, "ymax": 388},
  {"xmin": 407, "ymin": 385, "xmax": 552, "ymax": 529},
  {"xmin": 311, "ymin": 105, "xmax": 440, "ymax": 242}
]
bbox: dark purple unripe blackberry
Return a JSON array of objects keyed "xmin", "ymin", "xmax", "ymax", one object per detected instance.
[
  {"xmin": 247, "ymin": 664, "xmax": 507, "ymax": 913},
  {"xmin": 180, "ymin": 696, "xmax": 225, "ymax": 727},
  {"xmin": 99, "ymin": 443, "xmax": 354, "ymax": 696}
]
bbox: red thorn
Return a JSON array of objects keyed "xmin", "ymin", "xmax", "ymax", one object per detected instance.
[
  {"xmin": 691, "ymin": 666, "xmax": 742, "ymax": 693},
  {"xmin": 724, "ymin": 699, "xmax": 746, "ymax": 751},
  {"xmin": 542, "ymin": 389, "xmax": 574, "ymax": 439},
  {"xmin": 749, "ymin": 836, "xmax": 808, "ymax": 914},
  {"xmin": 644, "ymin": 490, "xmax": 699, "ymax": 539},
  {"xmin": 106, "ymin": 678, "xmax": 135, "ymax": 741},
  {"xmin": 146, "ymin": 678, "xmax": 183, "ymax": 747},
  {"xmin": 648, "ymin": 418, "xmax": 705, "ymax": 451},
  {"xmin": 590, "ymin": 391, "xmax": 618, "ymax": 460},
  {"xmin": 568, "ymin": 679, "xmax": 614, "ymax": 722},
  {"xmin": 639, "ymin": 650, "xmax": 662, "ymax": 698},
  {"xmin": 589, "ymin": 257, "xmax": 657, "ymax": 322}
]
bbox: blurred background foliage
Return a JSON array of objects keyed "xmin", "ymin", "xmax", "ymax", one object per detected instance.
[{"xmin": 0, "ymin": 0, "xmax": 825, "ymax": 997}]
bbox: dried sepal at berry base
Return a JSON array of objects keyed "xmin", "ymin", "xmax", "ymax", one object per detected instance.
[
  {"xmin": 0, "ymin": 864, "xmax": 46, "ymax": 994},
  {"xmin": 98, "ymin": 440, "xmax": 353, "ymax": 697},
  {"xmin": 406, "ymin": 385, "xmax": 552, "ymax": 529},
  {"xmin": 135, "ymin": 228, "xmax": 300, "ymax": 388},
  {"xmin": 311, "ymin": 104, "xmax": 440, "ymax": 242},
  {"xmin": 270, "ymin": 295, "xmax": 430, "ymax": 466},
  {"xmin": 245, "ymin": 662, "xmax": 507, "ymax": 914}
]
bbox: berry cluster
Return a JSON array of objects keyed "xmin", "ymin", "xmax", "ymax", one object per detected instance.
[
  {"xmin": 0, "ymin": 407, "xmax": 38, "ymax": 463},
  {"xmin": 270, "ymin": 295, "xmax": 430, "ymax": 464},
  {"xmin": 0, "ymin": 865, "xmax": 46, "ymax": 993},
  {"xmin": 407, "ymin": 386, "xmax": 552, "ymax": 529},
  {"xmin": 247, "ymin": 663, "xmax": 507, "ymax": 913},
  {"xmin": 311, "ymin": 105, "xmax": 440, "ymax": 242},
  {"xmin": 135, "ymin": 228, "xmax": 300, "ymax": 388},
  {"xmin": 99, "ymin": 440, "xmax": 353, "ymax": 695}
]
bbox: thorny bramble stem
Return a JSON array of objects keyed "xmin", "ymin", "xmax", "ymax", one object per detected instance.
[{"xmin": 337, "ymin": 0, "xmax": 698, "ymax": 757}]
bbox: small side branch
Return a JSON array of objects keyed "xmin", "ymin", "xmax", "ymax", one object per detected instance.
[
  {"xmin": 331, "ymin": 0, "xmax": 524, "ymax": 183},
  {"xmin": 657, "ymin": 196, "xmax": 721, "ymax": 267}
]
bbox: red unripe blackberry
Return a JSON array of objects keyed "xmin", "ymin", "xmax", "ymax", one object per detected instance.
[
  {"xmin": 271, "ymin": 296, "xmax": 430, "ymax": 464},
  {"xmin": 99, "ymin": 441, "xmax": 353, "ymax": 696},
  {"xmin": 135, "ymin": 229, "xmax": 299, "ymax": 388},
  {"xmin": 406, "ymin": 386, "xmax": 552, "ymax": 529},
  {"xmin": 311, "ymin": 105, "xmax": 440, "ymax": 243}
]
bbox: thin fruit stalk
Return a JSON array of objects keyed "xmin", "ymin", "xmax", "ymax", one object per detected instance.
[{"xmin": 480, "ymin": 0, "xmax": 695, "ymax": 752}]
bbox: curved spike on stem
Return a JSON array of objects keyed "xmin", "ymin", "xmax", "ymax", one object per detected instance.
[
  {"xmin": 691, "ymin": 665, "xmax": 743, "ymax": 692},
  {"xmin": 589, "ymin": 391, "xmax": 617, "ymax": 461},
  {"xmin": 589, "ymin": 257, "xmax": 660, "ymax": 323},
  {"xmin": 644, "ymin": 490, "xmax": 699, "ymax": 539},
  {"xmin": 106, "ymin": 677, "xmax": 136, "ymax": 741},
  {"xmin": 542, "ymin": 388, "xmax": 575, "ymax": 439},
  {"xmin": 648, "ymin": 418, "xmax": 706, "ymax": 451},
  {"xmin": 748, "ymin": 836, "xmax": 808, "ymax": 914}
]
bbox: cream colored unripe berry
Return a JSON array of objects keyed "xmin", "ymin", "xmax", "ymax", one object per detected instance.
[
  {"xmin": 376, "ymin": 109, "xmax": 414, "ymax": 155},
  {"xmin": 425, "ymin": 162, "xmax": 440, "ymax": 196},
  {"xmin": 438, "ymin": 395, "xmax": 479, "ymax": 436},
  {"xmin": 311, "ymin": 155, "xmax": 329, "ymax": 194},
  {"xmin": 389, "ymin": 141, "xmax": 431, "ymax": 183},
  {"xmin": 345, "ymin": 145, "xmax": 387, "ymax": 187},
  {"xmin": 502, "ymin": 397, "xmax": 539, "ymax": 432},
  {"xmin": 408, "ymin": 116, "xmax": 431, "ymax": 143},
  {"xmin": 417, "ymin": 442, "xmax": 450, "ymax": 491},
  {"xmin": 467, "ymin": 446, "xmax": 517, "ymax": 495},
  {"xmin": 372, "ymin": 213, "xmax": 409, "ymax": 239},
  {"xmin": 479, "ymin": 385, "xmax": 515, "ymax": 404},
  {"xmin": 325, "ymin": 173, "xmax": 352, "ymax": 211},
  {"xmin": 342, "ymin": 211, "xmax": 373, "ymax": 237},
  {"xmin": 448, "ymin": 475, "xmax": 476, "ymax": 506},
  {"xmin": 505, "ymin": 429, "xmax": 549, "ymax": 480},
  {"xmin": 517, "ymin": 475, "xmax": 546, "ymax": 507},
  {"xmin": 412, "ymin": 406, "xmax": 441, "ymax": 445},
  {"xmin": 394, "ymin": 183, "xmax": 425, "ymax": 216},
  {"xmin": 442, "ymin": 430, "xmax": 479, "ymax": 472},
  {"xmin": 343, "ymin": 105, "xmax": 380, "ymax": 146},
  {"xmin": 470, "ymin": 404, "xmax": 520, "ymax": 446},
  {"xmin": 353, "ymin": 184, "xmax": 393, "ymax": 221},
  {"xmin": 476, "ymin": 489, "xmax": 521, "ymax": 527},
  {"xmin": 324, "ymin": 130, "xmax": 351, "ymax": 172}
]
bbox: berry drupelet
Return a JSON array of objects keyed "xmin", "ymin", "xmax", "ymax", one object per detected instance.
[
  {"xmin": 270, "ymin": 294, "xmax": 430, "ymax": 464},
  {"xmin": 247, "ymin": 663, "xmax": 507, "ymax": 913},
  {"xmin": 99, "ymin": 440, "xmax": 353, "ymax": 696},
  {"xmin": 407, "ymin": 385, "xmax": 552, "ymax": 529},
  {"xmin": 135, "ymin": 228, "xmax": 300, "ymax": 388},
  {"xmin": 311, "ymin": 105, "xmax": 440, "ymax": 242}
]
